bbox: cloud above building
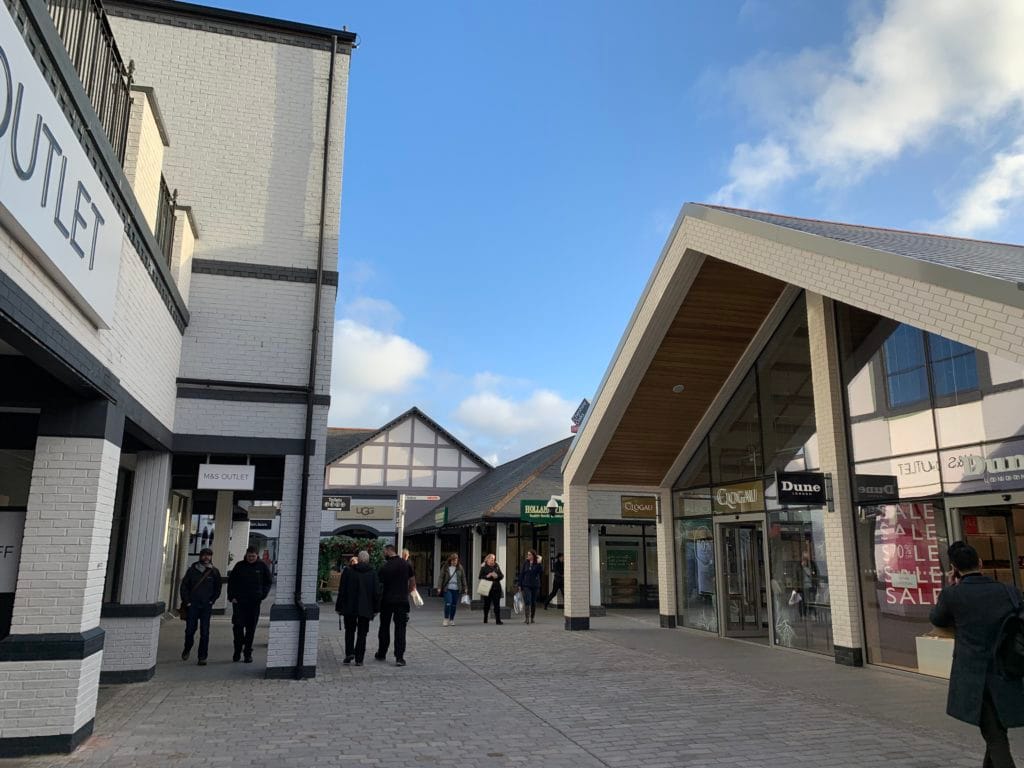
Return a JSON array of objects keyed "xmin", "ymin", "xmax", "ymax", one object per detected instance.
[{"xmin": 713, "ymin": 0, "xmax": 1024, "ymax": 234}]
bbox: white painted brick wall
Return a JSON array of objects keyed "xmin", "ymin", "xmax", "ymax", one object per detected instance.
[
  {"xmin": 106, "ymin": 19, "xmax": 348, "ymax": 274},
  {"xmin": 122, "ymin": 91, "xmax": 165, "ymax": 232},
  {"xmin": 98, "ymin": 617, "xmax": 160, "ymax": 672},
  {"xmin": 0, "ymin": 230, "xmax": 181, "ymax": 430},
  {"xmin": 10, "ymin": 438, "xmax": 119, "ymax": 634},
  {"xmin": 0, "ymin": 653, "xmax": 102, "ymax": 738},
  {"xmin": 563, "ymin": 485, "xmax": 591, "ymax": 618},
  {"xmin": 174, "ymin": 399, "xmax": 306, "ymax": 438}
]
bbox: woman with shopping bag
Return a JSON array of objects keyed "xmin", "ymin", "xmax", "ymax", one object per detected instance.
[
  {"xmin": 516, "ymin": 550, "xmax": 544, "ymax": 625},
  {"xmin": 436, "ymin": 553, "xmax": 468, "ymax": 626},
  {"xmin": 478, "ymin": 554, "xmax": 504, "ymax": 624}
]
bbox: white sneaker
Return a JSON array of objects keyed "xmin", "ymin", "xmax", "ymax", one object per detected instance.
[
  {"xmin": 442, "ymin": 618, "xmax": 449, "ymax": 626},
  {"xmin": 449, "ymin": 618, "xmax": 455, "ymax": 626}
]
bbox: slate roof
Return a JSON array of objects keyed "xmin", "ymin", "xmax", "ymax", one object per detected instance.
[
  {"xmin": 324, "ymin": 407, "xmax": 492, "ymax": 469},
  {"xmin": 703, "ymin": 204, "xmax": 1024, "ymax": 285},
  {"xmin": 407, "ymin": 437, "xmax": 572, "ymax": 533}
]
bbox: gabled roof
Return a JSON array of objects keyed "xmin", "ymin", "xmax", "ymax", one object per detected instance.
[
  {"xmin": 696, "ymin": 204, "xmax": 1024, "ymax": 308},
  {"xmin": 324, "ymin": 407, "xmax": 492, "ymax": 469},
  {"xmin": 407, "ymin": 438, "xmax": 572, "ymax": 532}
]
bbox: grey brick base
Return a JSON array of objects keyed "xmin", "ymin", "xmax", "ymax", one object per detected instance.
[
  {"xmin": 0, "ymin": 718, "xmax": 94, "ymax": 757},
  {"xmin": 834, "ymin": 645, "xmax": 864, "ymax": 667}
]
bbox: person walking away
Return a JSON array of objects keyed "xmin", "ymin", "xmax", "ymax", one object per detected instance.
[
  {"xmin": 437, "ymin": 553, "xmax": 467, "ymax": 626},
  {"xmin": 180, "ymin": 547, "xmax": 222, "ymax": 665},
  {"xmin": 335, "ymin": 550, "xmax": 379, "ymax": 665},
  {"xmin": 376, "ymin": 544, "xmax": 416, "ymax": 666},
  {"xmin": 517, "ymin": 550, "xmax": 543, "ymax": 624},
  {"xmin": 227, "ymin": 545, "xmax": 272, "ymax": 663},
  {"xmin": 930, "ymin": 540, "xmax": 1024, "ymax": 768},
  {"xmin": 479, "ymin": 553, "xmax": 504, "ymax": 624},
  {"xmin": 544, "ymin": 552, "xmax": 565, "ymax": 610}
]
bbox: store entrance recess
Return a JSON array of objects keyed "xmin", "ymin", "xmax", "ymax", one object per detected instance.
[
  {"xmin": 719, "ymin": 522, "xmax": 769, "ymax": 640},
  {"xmin": 955, "ymin": 505, "xmax": 1024, "ymax": 589}
]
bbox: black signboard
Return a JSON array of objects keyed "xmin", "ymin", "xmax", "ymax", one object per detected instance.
[
  {"xmin": 853, "ymin": 474, "xmax": 899, "ymax": 502},
  {"xmin": 323, "ymin": 496, "xmax": 351, "ymax": 511},
  {"xmin": 776, "ymin": 472, "xmax": 828, "ymax": 505},
  {"xmin": 250, "ymin": 520, "xmax": 272, "ymax": 530}
]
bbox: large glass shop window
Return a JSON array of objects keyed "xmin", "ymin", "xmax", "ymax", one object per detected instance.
[
  {"xmin": 675, "ymin": 516, "xmax": 717, "ymax": 632},
  {"xmin": 855, "ymin": 500, "xmax": 949, "ymax": 671},
  {"xmin": 767, "ymin": 508, "xmax": 833, "ymax": 654}
]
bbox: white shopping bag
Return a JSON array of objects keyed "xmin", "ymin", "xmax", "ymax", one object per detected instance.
[
  {"xmin": 513, "ymin": 591, "xmax": 523, "ymax": 615},
  {"xmin": 460, "ymin": 593, "xmax": 471, "ymax": 606}
]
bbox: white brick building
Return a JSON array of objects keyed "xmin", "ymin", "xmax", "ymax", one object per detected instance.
[
  {"xmin": 563, "ymin": 203, "xmax": 1024, "ymax": 678},
  {"xmin": 0, "ymin": 0, "xmax": 353, "ymax": 755}
]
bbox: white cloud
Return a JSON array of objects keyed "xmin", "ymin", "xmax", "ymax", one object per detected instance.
[
  {"xmin": 342, "ymin": 297, "xmax": 403, "ymax": 332},
  {"xmin": 714, "ymin": 0, "xmax": 1024, "ymax": 221},
  {"xmin": 940, "ymin": 138, "xmax": 1024, "ymax": 235},
  {"xmin": 328, "ymin": 318, "xmax": 429, "ymax": 425},
  {"xmin": 454, "ymin": 388, "xmax": 575, "ymax": 465}
]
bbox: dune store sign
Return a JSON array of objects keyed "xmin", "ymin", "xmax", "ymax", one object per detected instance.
[{"xmin": 0, "ymin": 9, "xmax": 122, "ymax": 328}]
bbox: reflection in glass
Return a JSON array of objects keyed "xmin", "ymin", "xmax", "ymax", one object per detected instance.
[
  {"xmin": 855, "ymin": 500, "xmax": 949, "ymax": 671},
  {"xmin": 767, "ymin": 509, "xmax": 833, "ymax": 654},
  {"xmin": 710, "ymin": 372, "xmax": 762, "ymax": 483},
  {"xmin": 674, "ymin": 518, "xmax": 717, "ymax": 632},
  {"xmin": 757, "ymin": 295, "xmax": 818, "ymax": 474},
  {"xmin": 674, "ymin": 439, "xmax": 711, "ymax": 490}
]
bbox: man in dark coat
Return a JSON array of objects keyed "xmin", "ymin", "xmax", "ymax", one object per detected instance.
[
  {"xmin": 228, "ymin": 546, "xmax": 273, "ymax": 663},
  {"xmin": 931, "ymin": 541, "xmax": 1024, "ymax": 768},
  {"xmin": 180, "ymin": 547, "xmax": 222, "ymax": 665},
  {"xmin": 335, "ymin": 550, "xmax": 379, "ymax": 665},
  {"xmin": 375, "ymin": 544, "xmax": 416, "ymax": 666}
]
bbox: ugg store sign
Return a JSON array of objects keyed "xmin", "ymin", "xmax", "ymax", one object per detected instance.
[{"xmin": 0, "ymin": 9, "xmax": 122, "ymax": 328}]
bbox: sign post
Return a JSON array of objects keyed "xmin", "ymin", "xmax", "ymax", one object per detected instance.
[{"xmin": 396, "ymin": 494, "xmax": 440, "ymax": 553}]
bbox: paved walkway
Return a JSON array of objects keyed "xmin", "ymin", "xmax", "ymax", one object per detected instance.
[{"xmin": 4, "ymin": 601, "xmax": 1024, "ymax": 767}]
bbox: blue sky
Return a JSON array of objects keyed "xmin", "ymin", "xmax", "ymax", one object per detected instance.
[{"xmin": 212, "ymin": 0, "xmax": 1024, "ymax": 464}]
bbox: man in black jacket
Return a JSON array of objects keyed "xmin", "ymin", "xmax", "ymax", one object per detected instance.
[
  {"xmin": 544, "ymin": 552, "xmax": 565, "ymax": 610},
  {"xmin": 180, "ymin": 547, "xmax": 222, "ymax": 665},
  {"xmin": 228, "ymin": 546, "xmax": 273, "ymax": 663},
  {"xmin": 375, "ymin": 544, "xmax": 416, "ymax": 666},
  {"xmin": 931, "ymin": 541, "xmax": 1024, "ymax": 768},
  {"xmin": 335, "ymin": 550, "xmax": 379, "ymax": 665}
]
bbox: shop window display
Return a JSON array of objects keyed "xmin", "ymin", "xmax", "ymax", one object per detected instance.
[
  {"xmin": 855, "ymin": 500, "xmax": 950, "ymax": 671},
  {"xmin": 674, "ymin": 517, "xmax": 717, "ymax": 632},
  {"xmin": 766, "ymin": 508, "xmax": 832, "ymax": 654}
]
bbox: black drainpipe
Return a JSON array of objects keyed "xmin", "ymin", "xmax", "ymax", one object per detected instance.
[{"xmin": 294, "ymin": 33, "xmax": 338, "ymax": 681}]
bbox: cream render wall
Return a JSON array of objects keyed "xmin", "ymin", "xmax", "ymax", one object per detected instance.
[{"xmin": 122, "ymin": 90, "xmax": 166, "ymax": 234}]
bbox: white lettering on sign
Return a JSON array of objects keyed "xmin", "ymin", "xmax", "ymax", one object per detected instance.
[
  {"xmin": 0, "ymin": 11, "xmax": 123, "ymax": 327},
  {"xmin": 780, "ymin": 480, "xmax": 822, "ymax": 493},
  {"xmin": 715, "ymin": 488, "xmax": 757, "ymax": 509},
  {"xmin": 197, "ymin": 464, "xmax": 255, "ymax": 491}
]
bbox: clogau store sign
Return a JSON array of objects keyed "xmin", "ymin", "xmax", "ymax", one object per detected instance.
[
  {"xmin": 712, "ymin": 480, "xmax": 765, "ymax": 514},
  {"xmin": 0, "ymin": 10, "xmax": 122, "ymax": 328}
]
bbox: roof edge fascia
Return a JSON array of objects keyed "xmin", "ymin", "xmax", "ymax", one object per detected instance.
[
  {"xmin": 562, "ymin": 203, "xmax": 696, "ymax": 484},
  {"xmin": 690, "ymin": 205, "xmax": 1024, "ymax": 311}
]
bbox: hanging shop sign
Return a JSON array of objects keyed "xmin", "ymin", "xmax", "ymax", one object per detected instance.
[
  {"xmin": 0, "ymin": 11, "xmax": 123, "ymax": 328},
  {"xmin": 323, "ymin": 496, "xmax": 351, "ymax": 512},
  {"xmin": 197, "ymin": 464, "xmax": 255, "ymax": 490},
  {"xmin": 776, "ymin": 472, "xmax": 828, "ymax": 505},
  {"xmin": 0, "ymin": 510, "xmax": 25, "ymax": 592},
  {"xmin": 712, "ymin": 480, "xmax": 765, "ymax": 515},
  {"xmin": 620, "ymin": 496, "xmax": 657, "ymax": 519},
  {"xmin": 434, "ymin": 507, "xmax": 448, "ymax": 527},
  {"xmin": 250, "ymin": 520, "xmax": 272, "ymax": 531},
  {"xmin": 337, "ymin": 503, "xmax": 394, "ymax": 521},
  {"xmin": 520, "ymin": 499, "xmax": 563, "ymax": 523}
]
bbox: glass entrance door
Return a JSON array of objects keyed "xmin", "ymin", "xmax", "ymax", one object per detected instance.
[
  {"xmin": 720, "ymin": 522, "xmax": 769, "ymax": 639},
  {"xmin": 957, "ymin": 506, "xmax": 1021, "ymax": 588}
]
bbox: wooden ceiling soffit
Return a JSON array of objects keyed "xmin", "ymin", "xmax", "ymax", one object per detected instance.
[{"xmin": 591, "ymin": 257, "xmax": 786, "ymax": 486}]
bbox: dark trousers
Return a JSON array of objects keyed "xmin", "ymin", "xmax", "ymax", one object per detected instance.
[
  {"xmin": 521, "ymin": 586, "xmax": 538, "ymax": 618},
  {"xmin": 377, "ymin": 602, "xmax": 409, "ymax": 660},
  {"xmin": 483, "ymin": 589, "xmax": 501, "ymax": 621},
  {"xmin": 981, "ymin": 688, "xmax": 1017, "ymax": 768},
  {"xmin": 184, "ymin": 602, "xmax": 213, "ymax": 660},
  {"xmin": 231, "ymin": 600, "xmax": 261, "ymax": 656},
  {"xmin": 343, "ymin": 614, "xmax": 371, "ymax": 661},
  {"xmin": 545, "ymin": 576, "xmax": 564, "ymax": 606}
]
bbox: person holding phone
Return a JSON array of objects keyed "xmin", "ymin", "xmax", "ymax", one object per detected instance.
[{"xmin": 931, "ymin": 541, "xmax": 1024, "ymax": 768}]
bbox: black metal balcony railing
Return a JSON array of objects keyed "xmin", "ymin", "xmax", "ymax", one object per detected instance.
[
  {"xmin": 46, "ymin": 0, "xmax": 133, "ymax": 162},
  {"xmin": 154, "ymin": 175, "xmax": 177, "ymax": 264}
]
